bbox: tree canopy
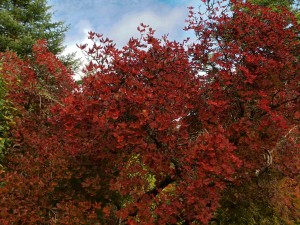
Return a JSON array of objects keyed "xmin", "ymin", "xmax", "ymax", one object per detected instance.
[
  {"xmin": 0, "ymin": 0, "xmax": 299, "ymax": 224},
  {"xmin": 248, "ymin": 0, "xmax": 300, "ymax": 20},
  {"xmin": 0, "ymin": 0, "xmax": 72, "ymax": 164},
  {"xmin": 0, "ymin": 0, "xmax": 67, "ymax": 57}
]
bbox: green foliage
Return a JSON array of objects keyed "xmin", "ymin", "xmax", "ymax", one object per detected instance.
[
  {"xmin": 212, "ymin": 168, "xmax": 300, "ymax": 224},
  {"xmin": 248, "ymin": 0, "xmax": 300, "ymax": 21},
  {"xmin": 213, "ymin": 182, "xmax": 285, "ymax": 225},
  {"xmin": 0, "ymin": 70, "xmax": 16, "ymax": 160},
  {"xmin": 249, "ymin": 0, "xmax": 294, "ymax": 8},
  {"xmin": 0, "ymin": 0, "xmax": 67, "ymax": 57}
]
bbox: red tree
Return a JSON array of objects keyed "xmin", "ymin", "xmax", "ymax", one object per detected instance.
[
  {"xmin": 0, "ymin": 1, "xmax": 299, "ymax": 224},
  {"xmin": 54, "ymin": 29, "xmax": 242, "ymax": 224},
  {"xmin": 185, "ymin": 0, "xmax": 300, "ymax": 222}
]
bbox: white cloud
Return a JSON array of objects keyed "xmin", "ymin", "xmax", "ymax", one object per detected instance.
[
  {"xmin": 49, "ymin": 0, "xmax": 203, "ymax": 79},
  {"xmin": 60, "ymin": 20, "xmax": 94, "ymax": 80},
  {"xmin": 63, "ymin": 20, "xmax": 93, "ymax": 55},
  {"xmin": 107, "ymin": 6, "xmax": 187, "ymax": 46}
]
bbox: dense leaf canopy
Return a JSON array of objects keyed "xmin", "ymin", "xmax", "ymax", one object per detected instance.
[
  {"xmin": 0, "ymin": 0, "xmax": 67, "ymax": 56},
  {"xmin": 0, "ymin": 0, "xmax": 299, "ymax": 224}
]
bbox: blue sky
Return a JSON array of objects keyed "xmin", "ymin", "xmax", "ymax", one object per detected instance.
[{"xmin": 49, "ymin": 0, "xmax": 202, "ymax": 60}]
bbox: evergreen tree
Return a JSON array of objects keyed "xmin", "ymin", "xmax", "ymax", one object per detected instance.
[
  {"xmin": 0, "ymin": 0, "xmax": 68, "ymax": 57},
  {"xmin": 249, "ymin": 0, "xmax": 294, "ymax": 8},
  {"xmin": 0, "ymin": 0, "xmax": 75, "ymax": 163},
  {"xmin": 249, "ymin": 0, "xmax": 299, "ymax": 21}
]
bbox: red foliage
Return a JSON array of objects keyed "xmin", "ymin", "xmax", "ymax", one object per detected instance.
[{"xmin": 0, "ymin": 1, "xmax": 299, "ymax": 224}]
